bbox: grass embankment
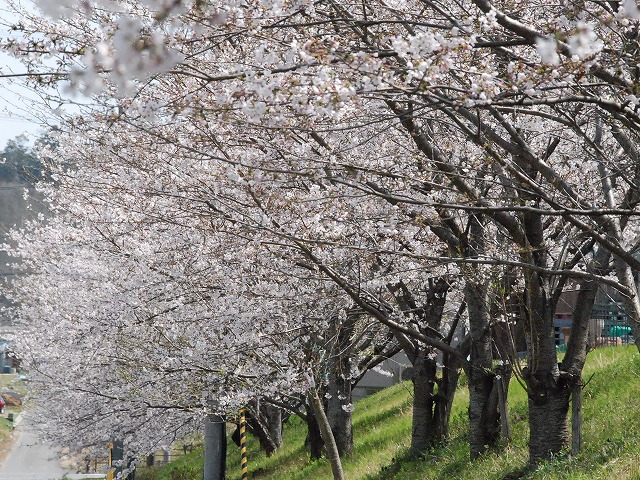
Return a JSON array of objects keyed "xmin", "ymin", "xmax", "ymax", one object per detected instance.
[{"xmin": 141, "ymin": 346, "xmax": 640, "ymax": 480}]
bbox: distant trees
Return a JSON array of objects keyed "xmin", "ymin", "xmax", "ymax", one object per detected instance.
[
  {"xmin": 0, "ymin": 134, "xmax": 52, "ymax": 317},
  {"xmin": 0, "ymin": 134, "xmax": 55, "ymax": 182}
]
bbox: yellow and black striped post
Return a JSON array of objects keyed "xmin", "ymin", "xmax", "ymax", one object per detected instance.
[
  {"xmin": 240, "ymin": 408, "xmax": 248, "ymax": 479},
  {"xmin": 107, "ymin": 442, "xmax": 114, "ymax": 480}
]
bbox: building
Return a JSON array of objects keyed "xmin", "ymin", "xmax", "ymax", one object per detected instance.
[{"xmin": 554, "ymin": 286, "xmax": 634, "ymax": 350}]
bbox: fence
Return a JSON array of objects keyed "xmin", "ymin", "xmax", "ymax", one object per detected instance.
[
  {"xmin": 555, "ymin": 303, "xmax": 635, "ymax": 351},
  {"xmin": 79, "ymin": 442, "xmax": 198, "ymax": 476},
  {"xmin": 589, "ymin": 302, "xmax": 634, "ymax": 347},
  {"xmin": 589, "ymin": 318, "xmax": 634, "ymax": 347}
]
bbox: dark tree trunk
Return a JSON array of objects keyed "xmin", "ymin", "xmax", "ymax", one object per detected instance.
[
  {"xmin": 409, "ymin": 348, "xmax": 461, "ymax": 454},
  {"xmin": 264, "ymin": 404, "xmax": 283, "ymax": 451},
  {"xmin": 239, "ymin": 400, "xmax": 282, "ymax": 456},
  {"xmin": 395, "ymin": 335, "xmax": 460, "ymax": 455},
  {"xmin": 386, "ymin": 276, "xmax": 460, "ymax": 455},
  {"xmin": 305, "ymin": 403, "xmax": 325, "ymax": 460},
  {"xmin": 562, "ymin": 247, "xmax": 609, "ymax": 373},
  {"xmin": 523, "ymin": 269, "xmax": 568, "ymax": 464},
  {"xmin": 437, "ymin": 349, "xmax": 463, "ymax": 440},
  {"xmin": 465, "ymin": 280, "xmax": 501, "ymax": 458},
  {"xmin": 410, "ymin": 350, "xmax": 438, "ymax": 453},
  {"xmin": 468, "ymin": 368, "xmax": 499, "ymax": 458},
  {"xmin": 327, "ymin": 366, "xmax": 353, "ymax": 456},
  {"xmin": 525, "ymin": 341, "xmax": 570, "ymax": 464},
  {"xmin": 563, "ymin": 275, "xmax": 600, "ymax": 370},
  {"xmin": 515, "ymin": 193, "xmax": 571, "ymax": 464},
  {"xmin": 528, "ymin": 385, "xmax": 571, "ymax": 461},
  {"xmin": 326, "ymin": 317, "xmax": 355, "ymax": 457},
  {"xmin": 463, "ymin": 214, "xmax": 507, "ymax": 458}
]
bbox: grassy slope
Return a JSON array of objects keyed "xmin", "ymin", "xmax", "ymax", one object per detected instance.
[
  {"xmin": 0, "ymin": 374, "xmax": 27, "ymax": 462},
  {"xmin": 146, "ymin": 346, "xmax": 640, "ymax": 480}
]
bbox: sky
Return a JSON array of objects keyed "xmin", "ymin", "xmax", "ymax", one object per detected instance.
[
  {"xmin": 0, "ymin": 0, "xmax": 46, "ymax": 150},
  {"xmin": 0, "ymin": 59, "xmax": 45, "ymax": 150}
]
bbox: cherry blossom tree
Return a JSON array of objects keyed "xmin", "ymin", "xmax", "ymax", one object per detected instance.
[
  {"xmin": 7, "ymin": 215, "xmax": 313, "ymax": 463},
  {"xmin": 5, "ymin": 0, "xmax": 640, "ymax": 468},
  {"xmin": 4, "ymin": 134, "xmax": 356, "ymax": 466}
]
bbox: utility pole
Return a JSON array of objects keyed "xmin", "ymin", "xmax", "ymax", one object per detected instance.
[
  {"xmin": 111, "ymin": 440, "xmax": 124, "ymax": 479},
  {"xmin": 203, "ymin": 414, "xmax": 226, "ymax": 480},
  {"xmin": 110, "ymin": 440, "xmax": 135, "ymax": 480}
]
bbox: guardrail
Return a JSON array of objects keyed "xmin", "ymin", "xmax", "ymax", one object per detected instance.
[{"xmin": 65, "ymin": 475, "xmax": 107, "ymax": 479}]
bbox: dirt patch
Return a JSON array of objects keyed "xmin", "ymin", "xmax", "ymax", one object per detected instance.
[{"xmin": 0, "ymin": 392, "xmax": 22, "ymax": 407}]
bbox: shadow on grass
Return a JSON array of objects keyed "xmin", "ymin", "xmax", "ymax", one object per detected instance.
[
  {"xmin": 500, "ymin": 466, "xmax": 532, "ymax": 480},
  {"xmin": 228, "ymin": 443, "xmax": 311, "ymax": 479},
  {"xmin": 359, "ymin": 443, "xmax": 474, "ymax": 480},
  {"xmin": 360, "ymin": 448, "xmax": 420, "ymax": 480},
  {"xmin": 359, "ymin": 436, "xmax": 534, "ymax": 480},
  {"xmin": 354, "ymin": 400, "xmax": 412, "ymax": 429}
]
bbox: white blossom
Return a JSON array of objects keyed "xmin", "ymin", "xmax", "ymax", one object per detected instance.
[{"xmin": 536, "ymin": 37, "xmax": 560, "ymax": 65}]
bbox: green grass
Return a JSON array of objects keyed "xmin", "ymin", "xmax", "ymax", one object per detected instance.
[
  {"xmin": 139, "ymin": 346, "xmax": 640, "ymax": 480},
  {"xmin": 0, "ymin": 374, "xmax": 27, "ymax": 459}
]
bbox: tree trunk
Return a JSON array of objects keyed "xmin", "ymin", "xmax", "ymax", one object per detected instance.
[
  {"xmin": 437, "ymin": 349, "xmax": 463, "ymax": 440},
  {"xmin": 327, "ymin": 365, "xmax": 353, "ymax": 456},
  {"xmin": 410, "ymin": 350, "xmax": 438, "ymax": 453},
  {"xmin": 465, "ymin": 280, "xmax": 500, "ymax": 458},
  {"xmin": 523, "ymin": 270, "xmax": 568, "ymax": 464},
  {"xmin": 264, "ymin": 404, "xmax": 283, "ymax": 451},
  {"xmin": 309, "ymin": 388, "xmax": 345, "ymax": 480},
  {"xmin": 463, "ymin": 213, "xmax": 505, "ymax": 458},
  {"xmin": 526, "ymin": 346, "xmax": 570, "ymax": 464},
  {"xmin": 468, "ymin": 368, "xmax": 498, "ymax": 458},
  {"xmin": 528, "ymin": 385, "xmax": 570, "ymax": 462},
  {"xmin": 563, "ymin": 273, "xmax": 602, "ymax": 370},
  {"xmin": 386, "ymin": 275, "xmax": 458, "ymax": 454},
  {"xmin": 326, "ymin": 319, "xmax": 354, "ymax": 457},
  {"xmin": 245, "ymin": 404, "xmax": 279, "ymax": 456},
  {"xmin": 305, "ymin": 402, "xmax": 325, "ymax": 460}
]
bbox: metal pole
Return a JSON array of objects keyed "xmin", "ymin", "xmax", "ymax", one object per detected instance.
[
  {"xmin": 572, "ymin": 380, "xmax": 583, "ymax": 454},
  {"xmin": 111, "ymin": 440, "xmax": 124, "ymax": 479},
  {"xmin": 496, "ymin": 375, "xmax": 511, "ymax": 442},
  {"xmin": 107, "ymin": 443, "xmax": 114, "ymax": 480},
  {"xmin": 203, "ymin": 414, "xmax": 226, "ymax": 480},
  {"xmin": 240, "ymin": 408, "xmax": 248, "ymax": 479}
]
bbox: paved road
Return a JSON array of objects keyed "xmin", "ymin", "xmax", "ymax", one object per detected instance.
[{"xmin": 0, "ymin": 414, "xmax": 70, "ymax": 480}]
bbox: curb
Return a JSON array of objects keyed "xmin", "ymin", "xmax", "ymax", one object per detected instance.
[{"xmin": 10, "ymin": 412, "xmax": 23, "ymax": 429}]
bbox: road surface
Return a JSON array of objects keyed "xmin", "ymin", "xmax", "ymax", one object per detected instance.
[{"xmin": 0, "ymin": 414, "xmax": 70, "ymax": 480}]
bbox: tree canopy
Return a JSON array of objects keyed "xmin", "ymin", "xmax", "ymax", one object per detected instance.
[{"xmin": 3, "ymin": 0, "xmax": 640, "ymax": 470}]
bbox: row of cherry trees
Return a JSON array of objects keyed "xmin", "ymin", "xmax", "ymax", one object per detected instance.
[{"xmin": 3, "ymin": 0, "xmax": 640, "ymax": 474}]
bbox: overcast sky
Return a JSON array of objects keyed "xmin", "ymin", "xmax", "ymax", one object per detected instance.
[
  {"xmin": 0, "ymin": 0, "xmax": 46, "ymax": 150},
  {"xmin": 0, "ymin": 60, "xmax": 44, "ymax": 149}
]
